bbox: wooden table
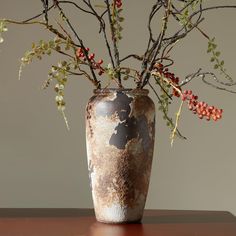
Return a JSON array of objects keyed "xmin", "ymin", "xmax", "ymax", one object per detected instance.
[{"xmin": 0, "ymin": 208, "xmax": 235, "ymax": 236}]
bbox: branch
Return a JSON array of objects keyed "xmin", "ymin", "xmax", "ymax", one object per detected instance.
[
  {"xmin": 81, "ymin": 0, "xmax": 115, "ymax": 69},
  {"xmin": 141, "ymin": 0, "xmax": 171, "ymax": 88},
  {"xmin": 188, "ymin": 5, "xmax": 236, "ymax": 20},
  {"xmin": 41, "ymin": 0, "xmax": 49, "ymax": 24},
  {"xmin": 58, "ymin": 0, "xmax": 95, "ymax": 15},
  {"xmin": 54, "ymin": 1, "xmax": 101, "ymax": 88},
  {"xmin": 147, "ymin": 1, "xmax": 162, "ymax": 48},
  {"xmin": 104, "ymin": 0, "xmax": 122, "ymax": 86},
  {"xmin": 120, "ymin": 54, "xmax": 143, "ymax": 62},
  {"xmin": 23, "ymin": 4, "xmax": 54, "ymax": 23},
  {"xmin": 180, "ymin": 69, "xmax": 236, "ymax": 94}
]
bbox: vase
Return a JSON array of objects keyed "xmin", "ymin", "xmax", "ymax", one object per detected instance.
[{"xmin": 85, "ymin": 88, "xmax": 155, "ymax": 223}]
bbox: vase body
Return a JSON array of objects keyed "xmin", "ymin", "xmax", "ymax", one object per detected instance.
[{"xmin": 85, "ymin": 88, "xmax": 155, "ymax": 223}]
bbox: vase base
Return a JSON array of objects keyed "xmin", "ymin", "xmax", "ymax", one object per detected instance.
[{"xmin": 96, "ymin": 218, "xmax": 142, "ymax": 224}]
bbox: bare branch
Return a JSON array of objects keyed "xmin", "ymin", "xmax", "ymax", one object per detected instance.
[
  {"xmin": 81, "ymin": 0, "xmax": 115, "ymax": 69},
  {"xmin": 54, "ymin": 1, "xmax": 101, "ymax": 88},
  {"xmin": 180, "ymin": 69, "xmax": 236, "ymax": 94},
  {"xmin": 141, "ymin": 0, "xmax": 172, "ymax": 88},
  {"xmin": 23, "ymin": 4, "xmax": 54, "ymax": 23},
  {"xmin": 58, "ymin": 0, "xmax": 95, "ymax": 15},
  {"xmin": 120, "ymin": 54, "xmax": 143, "ymax": 63}
]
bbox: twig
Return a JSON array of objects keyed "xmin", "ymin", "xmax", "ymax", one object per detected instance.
[
  {"xmin": 58, "ymin": 0, "xmax": 94, "ymax": 15},
  {"xmin": 120, "ymin": 54, "xmax": 143, "ymax": 62},
  {"xmin": 23, "ymin": 5, "xmax": 54, "ymax": 23},
  {"xmin": 170, "ymin": 100, "xmax": 184, "ymax": 147}
]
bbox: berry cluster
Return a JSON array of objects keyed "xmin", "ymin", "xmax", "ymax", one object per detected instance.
[
  {"xmin": 153, "ymin": 63, "xmax": 223, "ymax": 121},
  {"xmin": 55, "ymin": 83, "xmax": 66, "ymax": 112},
  {"xmin": 154, "ymin": 63, "xmax": 181, "ymax": 97},
  {"xmin": 76, "ymin": 47, "xmax": 104, "ymax": 76},
  {"xmin": 115, "ymin": 0, "xmax": 122, "ymax": 8},
  {"xmin": 182, "ymin": 90, "xmax": 223, "ymax": 121}
]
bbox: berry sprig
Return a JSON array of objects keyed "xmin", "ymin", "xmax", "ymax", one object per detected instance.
[
  {"xmin": 182, "ymin": 90, "xmax": 223, "ymax": 121},
  {"xmin": 19, "ymin": 37, "xmax": 69, "ymax": 81},
  {"xmin": 76, "ymin": 47, "xmax": 104, "ymax": 76},
  {"xmin": 153, "ymin": 63, "xmax": 223, "ymax": 122},
  {"xmin": 111, "ymin": 0, "xmax": 124, "ymax": 42},
  {"xmin": 207, "ymin": 37, "xmax": 233, "ymax": 83}
]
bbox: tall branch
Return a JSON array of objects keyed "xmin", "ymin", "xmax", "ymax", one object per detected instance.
[
  {"xmin": 54, "ymin": 1, "xmax": 101, "ymax": 88},
  {"xmin": 81, "ymin": 0, "xmax": 115, "ymax": 69},
  {"xmin": 104, "ymin": 0, "xmax": 122, "ymax": 87},
  {"xmin": 141, "ymin": 0, "xmax": 171, "ymax": 88}
]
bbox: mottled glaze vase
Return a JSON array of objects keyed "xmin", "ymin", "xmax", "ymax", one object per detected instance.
[{"xmin": 85, "ymin": 88, "xmax": 155, "ymax": 223}]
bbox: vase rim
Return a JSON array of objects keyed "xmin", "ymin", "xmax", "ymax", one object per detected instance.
[{"xmin": 93, "ymin": 88, "xmax": 149, "ymax": 95}]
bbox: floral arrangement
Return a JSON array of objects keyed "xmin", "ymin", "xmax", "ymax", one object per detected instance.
[{"xmin": 1, "ymin": 0, "xmax": 236, "ymax": 145}]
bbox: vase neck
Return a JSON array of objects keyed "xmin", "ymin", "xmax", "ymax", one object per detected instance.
[{"xmin": 93, "ymin": 88, "xmax": 149, "ymax": 96}]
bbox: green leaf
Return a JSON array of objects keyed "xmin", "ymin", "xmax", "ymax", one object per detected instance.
[
  {"xmin": 210, "ymin": 57, "xmax": 215, "ymax": 62},
  {"xmin": 118, "ymin": 17, "xmax": 125, "ymax": 22},
  {"xmin": 212, "ymin": 44, "xmax": 217, "ymax": 49},
  {"xmin": 214, "ymin": 64, "xmax": 219, "ymax": 69},
  {"xmin": 215, "ymin": 51, "xmax": 220, "ymax": 57}
]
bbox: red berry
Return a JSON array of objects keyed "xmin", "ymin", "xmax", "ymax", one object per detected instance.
[
  {"xmin": 98, "ymin": 59, "xmax": 103, "ymax": 65},
  {"xmin": 198, "ymin": 114, "xmax": 203, "ymax": 119},
  {"xmin": 88, "ymin": 53, "xmax": 95, "ymax": 60}
]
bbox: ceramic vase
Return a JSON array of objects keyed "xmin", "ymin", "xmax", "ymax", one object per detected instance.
[{"xmin": 85, "ymin": 88, "xmax": 155, "ymax": 223}]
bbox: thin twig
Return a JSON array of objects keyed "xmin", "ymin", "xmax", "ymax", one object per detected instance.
[{"xmin": 170, "ymin": 100, "xmax": 184, "ymax": 147}]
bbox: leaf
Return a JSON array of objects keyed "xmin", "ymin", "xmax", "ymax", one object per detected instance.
[
  {"xmin": 210, "ymin": 57, "xmax": 215, "ymax": 62},
  {"xmin": 118, "ymin": 17, "xmax": 125, "ymax": 22},
  {"xmin": 207, "ymin": 48, "xmax": 211, "ymax": 53},
  {"xmin": 214, "ymin": 64, "xmax": 219, "ymax": 69},
  {"xmin": 215, "ymin": 51, "xmax": 220, "ymax": 57},
  {"xmin": 212, "ymin": 44, "xmax": 217, "ymax": 49}
]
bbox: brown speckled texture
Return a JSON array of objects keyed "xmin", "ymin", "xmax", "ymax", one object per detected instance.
[{"xmin": 85, "ymin": 89, "xmax": 155, "ymax": 223}]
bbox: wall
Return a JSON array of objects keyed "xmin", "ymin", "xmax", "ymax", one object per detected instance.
[{"xmin": 0, "ymin": 0, "xmax": 236, "ymax": 214}]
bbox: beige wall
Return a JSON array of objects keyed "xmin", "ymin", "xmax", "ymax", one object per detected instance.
[{"xmin": 0, "ymin": 1, "xmax": 236, "ymax": 214}]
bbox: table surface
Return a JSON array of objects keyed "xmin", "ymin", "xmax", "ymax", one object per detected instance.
[{"xmin": 0, "ymin": 208, "xmax": 235, "ymax": 236}]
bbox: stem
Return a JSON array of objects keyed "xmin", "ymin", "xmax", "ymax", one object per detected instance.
[
  {"xmin": 4, "ymin": 19, "xmax": 80, "ymax": 47},
  {"xmin": 104, "ymin": 0, "xmax": 122, "ymax": 87},
  {"xmin": 170, "ymin": 101, "xmax": 184, "ymax": 147}
]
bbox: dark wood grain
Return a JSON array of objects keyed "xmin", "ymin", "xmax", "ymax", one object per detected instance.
[{"xmin": 0, "ymin": 208, "xmax": 235, "ymax": 236}]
